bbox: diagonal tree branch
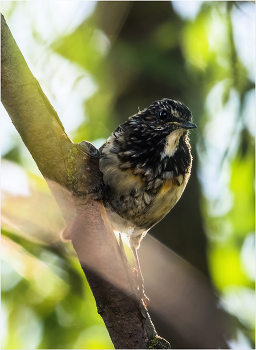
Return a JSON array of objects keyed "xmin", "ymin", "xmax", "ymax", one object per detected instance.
[{"xmin": 1, "ymin": 13, "xmax": 170, "ymax": 349}]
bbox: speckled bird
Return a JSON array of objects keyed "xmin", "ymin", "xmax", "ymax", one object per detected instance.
[{"xmin": 99, "ymin": 98, "xmax": 196, "ymax": 299}]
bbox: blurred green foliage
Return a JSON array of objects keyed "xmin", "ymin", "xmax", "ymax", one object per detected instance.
[{"xmin": 1, "ymin": 1, "xmax": 255, "ymax": 349}]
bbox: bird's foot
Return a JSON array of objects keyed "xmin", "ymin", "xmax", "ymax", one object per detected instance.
[
  {"xmin": 141, "ymin": 293, "xmax": 150, "ymax": 307},
  {"xmin": 138, "ymin": 280, "xmax": 150, "ymax": 307}
]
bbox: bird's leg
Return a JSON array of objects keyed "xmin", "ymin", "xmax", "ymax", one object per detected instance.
[
  {"xmin": 118, "ymin": 233, "xmax": 139, "ymax": 292},
  {"xmin": 118, "ymin": 234, "xmax": 149, "ymax": 305},
  {"xmin": 131, "ymin": 247, "xmax": 149, "ymax": 306}
]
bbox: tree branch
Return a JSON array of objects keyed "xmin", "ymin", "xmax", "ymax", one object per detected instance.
[{"xmin": 1, "ymin": 14, "xmax": 170, "ymax": 349}]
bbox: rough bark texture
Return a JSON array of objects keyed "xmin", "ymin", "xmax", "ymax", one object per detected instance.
[{"xmin": 1, "ymin": 14, "xmax": 170, "ymax": 349}]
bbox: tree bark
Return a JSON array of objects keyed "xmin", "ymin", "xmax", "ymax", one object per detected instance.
[{"xmin": 1, "ymin": 14, "xmax": 170, "ymax": 349}]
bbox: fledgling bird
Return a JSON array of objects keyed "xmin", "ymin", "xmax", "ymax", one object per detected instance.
[{"xmin": 99, "ymin": 98, "xmax": 196, "ymax": 300}]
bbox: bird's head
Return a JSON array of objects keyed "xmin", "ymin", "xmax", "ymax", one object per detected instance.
[
  {"xmin": 114, "ymin": 98, "xmax": 196, "ymax": 181},
  {"xmin": 137, "ymin": 98, "xmax": 196, "ymax": 134}
]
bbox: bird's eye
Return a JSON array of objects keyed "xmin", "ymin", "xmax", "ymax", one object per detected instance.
[{"xmin": 159, "ymin": 110, "xmax": 167, "ymax": 119}]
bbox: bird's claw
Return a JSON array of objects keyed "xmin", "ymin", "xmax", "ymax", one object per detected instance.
[{"xmin": 141, "ymin": 293, "xmax": 150, "ymax": 307}]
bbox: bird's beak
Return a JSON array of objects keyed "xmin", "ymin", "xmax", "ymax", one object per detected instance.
[{"xmin": 174, "ymin": 121, "xmax": 197, "ymax": 129}]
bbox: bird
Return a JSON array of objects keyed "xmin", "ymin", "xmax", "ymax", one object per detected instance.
[{"xmin": 99, "ymin": 98, "xmax": 196, "ymax": 302}]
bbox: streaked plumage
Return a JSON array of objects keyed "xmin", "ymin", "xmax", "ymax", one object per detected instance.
[
  {"xmin": 99, "ymin": 98, "xmax": 196, "ymax": 301},
  {"xmin": 100, "ymin": 98, "xmax": 196, "ymax": 249}
]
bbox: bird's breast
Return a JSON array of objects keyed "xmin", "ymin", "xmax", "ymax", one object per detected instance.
[{"xmin": 159, "ymin": 176, "xmax": 182, "ymax": 195}]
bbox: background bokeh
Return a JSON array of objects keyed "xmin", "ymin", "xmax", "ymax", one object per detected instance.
[{"xmin": 1, "ymin": 1, "xmax": 255, "ymax": 349}]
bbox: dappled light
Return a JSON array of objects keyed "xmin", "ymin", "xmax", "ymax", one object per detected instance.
[{"xmin": 1, "ymin": 1, "xmax": 254, "ymax": 349}]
